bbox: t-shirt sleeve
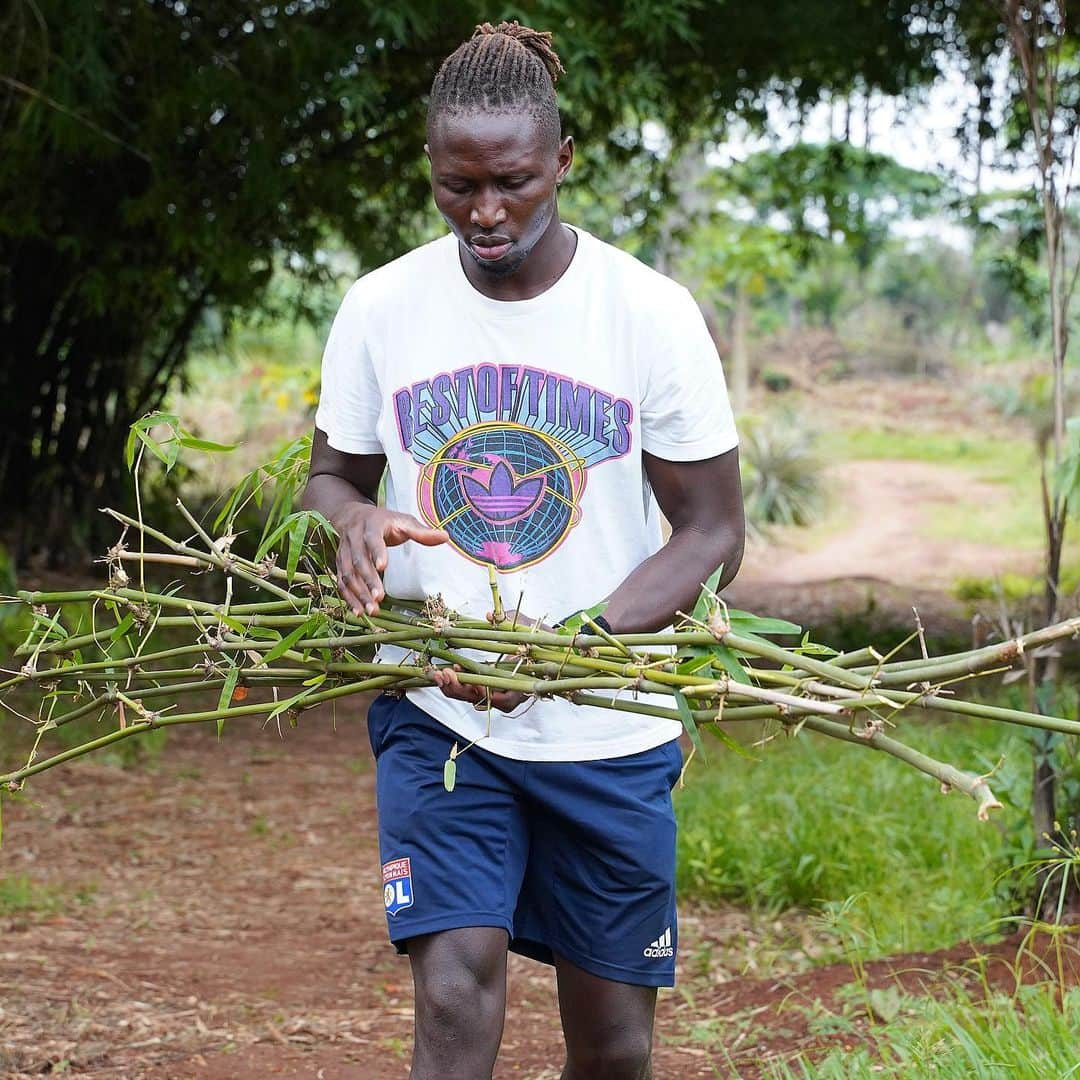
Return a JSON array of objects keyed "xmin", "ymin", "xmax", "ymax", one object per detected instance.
[
  {"xmin": 639, "ymin": 285, "xmax": 739, "ymax": 461},
  {"xmin": 313, "ymin": 280, "xmax": 384, "ymax": 455}
]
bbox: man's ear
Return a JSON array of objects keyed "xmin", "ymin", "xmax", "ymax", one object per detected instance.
[
  {"xmin": 424, "ymin": 143, "xmax": 431, "ymax": 163},
  {"xmin": 556, "ymin": 135, "xmax": 574, "ymax": 185}
]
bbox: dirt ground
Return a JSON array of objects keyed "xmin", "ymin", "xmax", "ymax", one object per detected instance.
[
  {"xmin": 1, "ymin": 450, "xmax": 1068, "ymax": 1078},
  {"xmin": 3, "ymin": 712, "xmax": 1071, "ymax": 1080}
]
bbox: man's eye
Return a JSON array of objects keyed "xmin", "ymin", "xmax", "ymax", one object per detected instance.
[
  {"xmin": 442, "ymin": 182, "xmax": 471, "ymax": 195},
  {"xmin": 501, "ymin": 177, "xmax": 529, "ymax": 189}
]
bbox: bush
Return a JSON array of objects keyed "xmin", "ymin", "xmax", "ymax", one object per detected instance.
[{"xmin": 740, "ymin": 412, "xmax": 825, "ymax": 533}]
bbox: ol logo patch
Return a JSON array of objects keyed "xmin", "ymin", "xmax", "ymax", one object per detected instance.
[{"xmin": 382, "ymin": 857, "xmax": 414, "ymax": 916}]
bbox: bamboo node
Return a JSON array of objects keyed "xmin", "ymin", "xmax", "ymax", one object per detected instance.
[
  {"xmin": 254, "ymin": 553, "xmax": 278, "ymax": 578},
  {"xmin": 422, "ymin": 594, "xmax": 452, "ymax": 621}
]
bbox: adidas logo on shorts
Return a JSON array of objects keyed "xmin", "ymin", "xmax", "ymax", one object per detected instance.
[{"xmin": 642, "ymin": 927, "xmax": 674, "ymax": 959}]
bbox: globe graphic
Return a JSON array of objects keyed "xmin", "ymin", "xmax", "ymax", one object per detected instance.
[{"xmin": 423, "ymin": 424, "xmax": 583, "ymax": 570}]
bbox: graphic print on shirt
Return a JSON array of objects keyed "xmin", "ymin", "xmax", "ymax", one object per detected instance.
[{"xmin": 393, "ymin": 364, "xmax": 633, "ymax": 570}]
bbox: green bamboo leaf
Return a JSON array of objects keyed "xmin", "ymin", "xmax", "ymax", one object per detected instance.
[
  {"xmin": 691, "ymin": 563, "xmax": 725, "ymax": 623},
  {"xmin": 255, "ymin": 517, "xmax": 292, "ymax": 563},
  {"xmin": 217, "ymin": 666, "xmax": 240, "ymax": 737},
  {"xmin": 677, "ymin": 648, "xmax": 713, "ymax": 676},
  {"xmin": 674, "ymin": 690, "xmax": 707, "ymax": 765},
  {"xmin": 162, "ymin": 437, "xmax": 181, "ymax": 473},
  {"xmin": 286, "ymin": 514, "xmax": 308, "ymax": 583},
  {"xmin": 260, "ymin": 618, "xmax": 317, "ymax": 664},
  {"xmin": 712, "ymin": 645, "xmax": 753, "ymax": 685},
  {"xmin": 704, "ymin": 723, "xmax": 758, "ymax": 760},
  {"xmin": 135, "ymin": 427, "xmax": 171, "ymax": 469},
  {"xmin": 558, "ymin": 601, "xmax": 609, "ymax": 634},
  {"xmin": 177, "ymin": 436, "xmax": 238, "ymax": 454},
  {"xmin": 727, "ymin": 611, "xmax": 802, "ymax": 636},
  {"xmin": 124, "ymin": 426, "xmax": 138, "ymax": 471},
  {"xmin": 108, "ymin": 613, "xmax": 135, "ymax": 643}
]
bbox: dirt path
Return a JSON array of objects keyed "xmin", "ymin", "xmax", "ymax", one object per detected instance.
[
  {"xmin": 738, "ymin": 459, "xmax": 1036, "ymax": 589},
  {"xmin": 2, "ymin": 710, "xmax": 1071, "ymax": 1080}
]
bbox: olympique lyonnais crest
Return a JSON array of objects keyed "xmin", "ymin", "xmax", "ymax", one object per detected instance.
[
  {"xmin": 393, "ymin": 363, "xmax": 633, "ymax": 570},
  {"xmin": 382, "ymin": 857, "xmax": 414, "ymax": 916}
]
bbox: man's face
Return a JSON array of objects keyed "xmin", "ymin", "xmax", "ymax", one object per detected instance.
[{"xmin": 426, "ymin": 111, "xmax": 573, "ymax": 278}]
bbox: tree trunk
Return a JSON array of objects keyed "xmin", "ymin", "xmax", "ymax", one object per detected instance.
[{"xmin": 730, "ymin": 280, "xmax": 751, "ymax": 413}]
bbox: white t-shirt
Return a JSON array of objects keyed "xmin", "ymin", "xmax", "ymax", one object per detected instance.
[{"xmin": 314, "ymin": 226, "xmax": 738, "ymax": 761}]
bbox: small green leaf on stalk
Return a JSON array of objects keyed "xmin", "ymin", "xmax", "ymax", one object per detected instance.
[
  {"xmin": 177, "ymin": 436, "xmax": 238, "ymax": 454},
  {"xmin": 674, "ymin": 691, "xmax": 707, "ymax": 765},
  {"xmin": 677, "ymin": 647, "xmax": 713, "ymax": 676},
  {"xmin": 727, "ymin": 611, "xmax": 802, "ymax": 636},
  {"xmin": 712, "ymin": 645, "xmax": 752, "ymax": 685},
  {"xmin": 558, "ymin": 601, "xmax": 609, "ymax": 634},
  {"xmin": 796, "ymin": 631, "xmax": 838, "ymax": 657},
  {"xmin": 261, "ymin": 617, "xmax": 318, "ymax": 665},
  {"xmin": 286, "ymin": 514, "xmax": 308, "ymax": 583},
  {"xmin": 108, "ymin": 613, "xmax": 135, "ymax": 643},
  {"xmin": 691, "ymin": 564, "xmax": 725, "ymax": 623},
  {"xmin": 704, "ymin": 722, "xmax": 757, "ymax": 760},
  {"xmin": 217, "ymin": 666, "xmax": 240, "ymax": 738},
  {"xmin": 302, "ymin": 673, "xmax": 327, "ymax": 687},
  {"xmin": 444, "ymin": 741, "xmax": 459, "ymax": 792}
]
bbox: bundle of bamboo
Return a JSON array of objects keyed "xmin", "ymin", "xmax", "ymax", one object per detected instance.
[{"xmin": 5, "ymin": 497, "xmax": 1080, "ymax": 820}]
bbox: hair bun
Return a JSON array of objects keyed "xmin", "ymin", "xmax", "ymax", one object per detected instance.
[{"xmin": 472, "ymin": 20, "xmax": 565, "ymax": 84}]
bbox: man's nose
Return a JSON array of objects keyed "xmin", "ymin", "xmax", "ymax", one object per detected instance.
[{"xmin": 470, "ymin": 193, "xmax": 507, "ymax": 229}]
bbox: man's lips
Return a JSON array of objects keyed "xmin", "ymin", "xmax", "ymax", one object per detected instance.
[{"xmin": 469, "ymin": 236, "xmax": 513, "ymax": 261}]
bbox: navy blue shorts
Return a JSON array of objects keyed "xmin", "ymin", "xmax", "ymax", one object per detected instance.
[{"xmin": 366, "ymin": 692, "xmax": 684, "ymax": 987}]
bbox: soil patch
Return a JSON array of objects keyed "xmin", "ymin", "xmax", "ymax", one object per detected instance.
[{"xmin": 2, "ymin": 712, "xmax": 1073, "ymax": 1079}]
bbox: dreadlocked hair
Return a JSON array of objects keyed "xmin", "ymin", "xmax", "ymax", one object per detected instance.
[{"xmin": 427, "ymin": 21, "xmax": 565, "ymax": 145}]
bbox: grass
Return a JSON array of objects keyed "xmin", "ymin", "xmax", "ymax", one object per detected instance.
[
  {"xmin": 0, "ymin": 873, "xmax": 97, "ymax": 917},
  {"xmin": 674, "ymin": 719, "xmax": 1027, "ymax": 961},
  {"xmin": 820, "ymin": 425, "xmax": 1034, "ymax": 475},
  {"xmin": 771, "ymin": 985, "xmax": 1080, "ymax": 1078}
]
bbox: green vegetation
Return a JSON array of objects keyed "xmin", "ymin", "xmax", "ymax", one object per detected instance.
[
  {"xmin": 772, "ymin": 985, "xmax": 1080, "ymax": 1078},
  {"xmin": 740, "ymin": 413, "xmax": 826, "ymax": 533},
  {"xmin": 675, "ymin": 720, "xmax": 1025, "ymax": 959},
  {"xmin": 820, "ymin": 426, "xmax": 1033, "ymax": 476},
  {"xmin": 0, "ymin": 874, "xmax": 96, "ymax": 918}
]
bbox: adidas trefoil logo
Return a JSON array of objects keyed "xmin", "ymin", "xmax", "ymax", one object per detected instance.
[{"xmin": 642, "ymin": 927, "xmax": 674, "ymax": 959}]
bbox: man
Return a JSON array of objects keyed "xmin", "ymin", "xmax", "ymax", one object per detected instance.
[{"xmin": 302, "ymin": 20, "xmax": 744, "ymax": 1080}]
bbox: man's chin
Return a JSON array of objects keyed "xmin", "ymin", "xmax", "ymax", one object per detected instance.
[{"xmin": 466, "ymin": 244, "xmax": 529, "ymax": 279}]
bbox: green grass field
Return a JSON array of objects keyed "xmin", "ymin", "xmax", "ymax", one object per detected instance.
[{"xmin": 675, "ymin": 718, "xmax": 1028, "ymax": 960}]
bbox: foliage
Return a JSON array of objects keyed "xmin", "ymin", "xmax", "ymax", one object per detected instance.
[
  {"xmin": 0, "ymin": 0, "xmax": 966, "ymax": 557},
  {"xmin": 675, "ymin": 719, "xmax": 1025, "ymax": 959},
  {"xmin": 729, "ymin": 141, "xmax": 945, "ymax": 273},
  {"xmin": 739, "ymin": 412, "xmax": 825, "ymax": 532},
  {"xmin": 772, "ymin": 985, "xmax": 1080, "ymax": 1078}
]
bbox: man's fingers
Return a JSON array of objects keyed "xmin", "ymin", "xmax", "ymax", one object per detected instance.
[
  {"xmin": 349, "ymin": 529, "xmax": 386, "ymax": 602},
  {"xmin": 385, "ymin": 514, "xmax": 449, "ymax": 548},
  {"xmin": 337, "ymin": 539, "xmax": 381, "ymax": 615}
]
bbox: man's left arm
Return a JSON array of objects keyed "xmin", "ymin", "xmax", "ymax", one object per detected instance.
[{"xmin": 599, "ymin": 447, "xmax": 745, "ymax": 633}]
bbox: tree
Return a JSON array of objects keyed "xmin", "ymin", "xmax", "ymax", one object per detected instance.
[
  {"xmin": 1000, "ymin": 0, "xmax": 1080, "ymax": 874},
  {"xmin": 1, "ymin": 0, "xmax": 954, "ymax": 559},
  {"xmin": 726, "ymin": 142, "xmax": 946, "ymax": 326}
]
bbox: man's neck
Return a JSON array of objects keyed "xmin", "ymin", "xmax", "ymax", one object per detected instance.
[{"xmin": 460, "ymin": 218, "xmax": 577, "ymax": 302}]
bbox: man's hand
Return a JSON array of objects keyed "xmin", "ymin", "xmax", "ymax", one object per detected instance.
[
  {"xmin": 334, "ymin": 504, "xmax": 448, "ymax": 616},
  {"xmin": 430, "ymin": 664, "xmax": 526, "ymax": 714}
]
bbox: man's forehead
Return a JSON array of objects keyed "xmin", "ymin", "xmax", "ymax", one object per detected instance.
[{"xmin": 428, "ymin": 112, "xmax": 551, "ymax": 166}]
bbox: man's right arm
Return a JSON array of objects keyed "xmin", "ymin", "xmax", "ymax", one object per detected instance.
[{"xmin": 301, "ymin": 426, "xmax": 447, "ymax": 616}]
